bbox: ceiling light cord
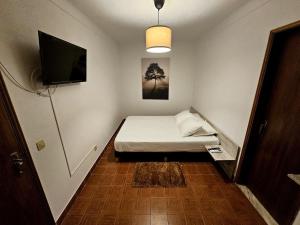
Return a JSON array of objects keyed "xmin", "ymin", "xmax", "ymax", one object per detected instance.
[{"xmin": 157, "ymin": 10, "xmax": 160, "ymax": 25}]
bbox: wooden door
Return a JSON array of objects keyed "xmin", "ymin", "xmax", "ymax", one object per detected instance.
[
  {"xmin": 0, "ymin": 72, "xmax": 55, "ymax": 225},
  {"xmin": 237, "ymin": 22, "xmax": 300, "ymax": 225}
]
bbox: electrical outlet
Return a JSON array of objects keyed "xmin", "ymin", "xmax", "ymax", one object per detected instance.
[
  {"xmin": 36, "ymin": 140, "xmax": 46, "ymax": 151},
  {"xmin": 93, "ymin": 145, "xmax": 98, "ymax": 151}
]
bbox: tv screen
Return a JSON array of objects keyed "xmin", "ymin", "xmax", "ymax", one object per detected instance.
[{"xmin": 38, "ymin": 31, "xmax": 87, "ymax": 85}]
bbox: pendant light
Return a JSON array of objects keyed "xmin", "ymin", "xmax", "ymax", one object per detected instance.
[{"xmin": 146, "ymin": 0, "xmax": 172, "ymax": 53}]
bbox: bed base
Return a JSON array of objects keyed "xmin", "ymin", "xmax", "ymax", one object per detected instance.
[
  {"xmin": 114, "ymin": 150, "xmax": 231, "ymax": 181},
  {"xmin": 114, "ymin": 150, "xmax": 212, "ymax": 162}
]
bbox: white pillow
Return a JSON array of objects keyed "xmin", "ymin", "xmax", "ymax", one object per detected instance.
[
  {"xmin": 175, "ymin": 110, "xmax": 194, "ymax": 124},
  {"xmin": 177, "ymin": 116, "xmax": 204, "ymax": 137},
  {"xmin": 192, "ymin": 114, "xmax": 217, "ymax": 136}
]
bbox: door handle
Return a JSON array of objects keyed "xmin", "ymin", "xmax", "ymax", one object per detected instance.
[
  {"xmin": 10, "ymin": 152, "xmax": 24, "ymax": 175},
  {"xmin": 258, "ymin": 120, "xmax": 268, "ymax": 135}
]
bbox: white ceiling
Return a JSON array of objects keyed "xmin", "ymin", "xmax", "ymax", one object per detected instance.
[{"xmin": 68, "ymin": 0, "xmax": 249, "ymax": 43}]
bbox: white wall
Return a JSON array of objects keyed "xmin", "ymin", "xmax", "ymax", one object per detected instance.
[
  {"xmin": 0, "ymin": 0, "xmax": 121, "ymax": 221},
  {"xmin": 192, "ymin": 0, "xmax": 300, "ymax": 147},
  {"xmin": 119, "ymin": 41, "xmax": 196, "ymax": 117},
  {"xmin": 293, "ymin": 211, "xmax": 300, "ymax": 225}
]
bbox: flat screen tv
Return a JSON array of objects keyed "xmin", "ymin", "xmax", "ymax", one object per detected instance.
[{"xmin": 38, "ymin": 31, "xmax": 87, "ymax": 85}]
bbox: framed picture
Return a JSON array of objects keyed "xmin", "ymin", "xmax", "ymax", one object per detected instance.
[{"xmin": 142, "ymin": 58, "xmax": 169, "ymax": 100}]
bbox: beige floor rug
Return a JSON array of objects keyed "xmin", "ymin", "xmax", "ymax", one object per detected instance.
[{"xmin": 133, "ymin": 162, "xmax": 186, "ymax": 187}]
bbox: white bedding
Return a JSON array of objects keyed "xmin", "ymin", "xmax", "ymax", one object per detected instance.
[{"xmin": 114, "ymin": 116, "xmax": 219, "ymax": 152}]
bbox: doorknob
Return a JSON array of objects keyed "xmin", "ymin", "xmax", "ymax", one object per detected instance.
[
  {"xmin": 258, "ymin": 120, "xmax": 268, "ymax": 135},
  {"xmin": 10, "ymin": 152, "xmax": 24, "ymax": 175}
]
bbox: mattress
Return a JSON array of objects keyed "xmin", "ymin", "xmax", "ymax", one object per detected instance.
[{"xmin": 114, "ymin": 116, "xmax": 220, "ymax": 152}]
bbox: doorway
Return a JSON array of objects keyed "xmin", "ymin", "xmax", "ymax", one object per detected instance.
[
  {"xmin": 237, "ymin": 21, "xmax": 300, "ymax": 225},
  {"xmin": 0, "ymin": 72, "xmax": 55, "ymax": 225}
]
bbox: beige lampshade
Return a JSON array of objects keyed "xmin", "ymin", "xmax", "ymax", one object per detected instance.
[{"xmin": 146, "ymin": 25, "xmax": 172, "ymax": 53}]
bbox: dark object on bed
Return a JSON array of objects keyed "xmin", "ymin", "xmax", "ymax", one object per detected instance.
[{"xmin": 133, "ymin": 162, "xmax": 186, "ymax": 187}]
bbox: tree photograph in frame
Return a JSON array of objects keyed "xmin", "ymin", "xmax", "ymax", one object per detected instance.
[{"xmin": 142, "ymin": 58, "xmax": 169, "ymax": 100}]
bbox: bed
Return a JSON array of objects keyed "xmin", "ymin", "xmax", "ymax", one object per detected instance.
[{"xmin": 114, "ymin": 116, "xmax": 220, "ymax": 152}]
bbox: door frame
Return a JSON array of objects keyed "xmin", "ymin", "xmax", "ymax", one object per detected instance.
[
  {"xmin": 0, "ymin": 71, "xmax": 55, "ymax": 224},
  {"xmin": 236, "ymin": 20, "xmax": 300, "ymax": 183}
]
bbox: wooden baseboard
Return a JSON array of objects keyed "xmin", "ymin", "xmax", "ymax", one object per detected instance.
[{"xmin": 56, "ymin": 119, "xmax": 125, "ymax": 225}]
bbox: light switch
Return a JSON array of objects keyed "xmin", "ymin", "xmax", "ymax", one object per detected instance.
[{"xmin": 36, "ymin": 140, "xmax": 46, "ymax": 151}]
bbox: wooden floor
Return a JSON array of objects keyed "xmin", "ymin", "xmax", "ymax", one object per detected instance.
[{"xmin": 61, "ymin": 135, "xmax": 266, "ymax": 225}]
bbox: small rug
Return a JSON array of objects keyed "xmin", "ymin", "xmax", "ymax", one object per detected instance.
[{"xmin": 133, "ymin": 162, "xmax": 186, "ymax": 187}]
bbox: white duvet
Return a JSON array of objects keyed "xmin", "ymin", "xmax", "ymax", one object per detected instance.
[{"xmin": 114, "ymin": 116, "xmax": 219, "ymax": 152}]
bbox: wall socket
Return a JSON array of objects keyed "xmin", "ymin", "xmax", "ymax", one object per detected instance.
[
  {"xmin": 93, "ymin": 145, "xmax": 98, "ymax": 151},
  {"xmin": 36, "ymin": 140, "xmax": 46, "ymax": 151}
]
